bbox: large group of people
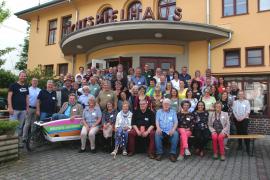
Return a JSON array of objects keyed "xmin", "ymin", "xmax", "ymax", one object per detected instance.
[{"xmin": 7, "ymin": 64, "xmax": 251, "ymax": 162}]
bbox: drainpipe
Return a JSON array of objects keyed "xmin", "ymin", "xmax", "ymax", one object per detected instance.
[
  {"xmin": 211, "ymin": 32, "xmax": 232, "ymax": 50},
  {"xmin": 206, "ymin": 0, "xmax": 211, "ymax": 69}
]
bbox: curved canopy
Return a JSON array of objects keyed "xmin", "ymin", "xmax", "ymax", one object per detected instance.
[{"xmin": 61, "ymin": 20, "xmax": 232, "ymax": 55}]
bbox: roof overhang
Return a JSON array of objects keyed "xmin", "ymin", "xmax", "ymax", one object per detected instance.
[{"xmin": 61, "ymin": 20, "xmax": 232, "ymax": 55}]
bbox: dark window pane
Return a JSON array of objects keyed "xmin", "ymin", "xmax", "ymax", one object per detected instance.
[
  {"xmin": 236, "ymin": 0, "xmax": 247, "ymax": 14},
  {"xmin": 62, "ymin": 16, "xmax": 72, "ymax": 38},
  {"xmin": 58, "ymin": 64, "xmax": 68, "ymax": 75},
  {"xmin": 260, "ymin": 0, "xmax": 270, "ymax": 11},
  {"xmin": 247, "ymin": 49, "xmax": 263, "ymax": 65},
  {"xmin": 225, "ymin": 50, "xmax": 240, "ymax": 66},
  {"xmin": 224, "ymin": 0, "xmax": 234, "ymax": 16},
  {"xmin": 128, "ymin": 1, "xmax": 142, "ymax": 20}
]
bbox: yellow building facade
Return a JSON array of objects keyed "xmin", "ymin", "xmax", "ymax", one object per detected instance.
[{"xmin": 16, "ymin": 0, "xmax": 270, "ymax": 131}]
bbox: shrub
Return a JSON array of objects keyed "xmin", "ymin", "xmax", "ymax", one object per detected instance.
[
  {"xmin": 0, "ymin": 88, "xmax": 8, "ymax": 98},
  {"xmin": 0, "ymin": 69, "xmax": 17, "ymax": 88},
  {"xmin": 0, "ymin": 120, "xmax": 19, "ymax": 135},
  {"xmin": 26, "ymin": 67, "xmax": 56, "ymax": 89}
]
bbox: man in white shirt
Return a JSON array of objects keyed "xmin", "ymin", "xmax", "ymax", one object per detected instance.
[
  {"xmin": 75, "ymin": 67, "xmax": 85, "ymax": 80},
  {"xmin": 23, "ymin": 78, "xmax": 41, "ymax": 141}
]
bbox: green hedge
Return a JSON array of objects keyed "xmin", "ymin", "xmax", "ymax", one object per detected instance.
[
  {"xmin": 0, "ymin": 69, "xmax": 17, "ymax": 88},
  {"xmin": 0, "ymin": 120, "xmax": 19, "ymax": 135},
  {"xmin": 0, "ymin": 88, "xmax": 8, "ymax": 98}
]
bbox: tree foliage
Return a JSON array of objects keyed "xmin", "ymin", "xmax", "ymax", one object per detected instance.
[
  {"xmin": 26, "ymin": 67, "xmax": 56, "ymax": 89},
  {"xmin": 15, "ymin": 24, "xmax": 29, "ymax": 71}
]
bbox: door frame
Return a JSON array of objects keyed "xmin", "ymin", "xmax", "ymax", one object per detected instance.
[{"xmin": 140, "ymin": 56, "xmax": 176, "ymax": 70}]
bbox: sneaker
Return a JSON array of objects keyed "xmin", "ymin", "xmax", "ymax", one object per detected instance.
[
  {"xmin": 225, "ymin": 146, "xmax": 230, "ymax": 150},
  {"xmin": 122, "ymin": 150, "xmax": 128, "ymax": 156},
  {"xmin": 128, "ymin": 152, "xmax": 134, "ymax": 157},
  {"xmin": 177, "ymin": 155, "xmax": 184, "ymax": 161},
  {"xmin": 78, "ymin": 149, "xmax": 86, "ymax": 153},
  {"xmin": 148, "ymin": 154, "xmax": 155, "ymax": 159},
  {"xmin": 184, "ymin": 148, "xmax": 191, "ymax": 156},
  {"xmin": 220, "ymin": 155, "xmax": 226, "ymax": 161},
  {"xmin": 155, "ymin": 155, "xmax": 162, "ymax": 161},
  {"xmin": 111, "ymin": 149, "xmax": 117, "ymax": 156}
]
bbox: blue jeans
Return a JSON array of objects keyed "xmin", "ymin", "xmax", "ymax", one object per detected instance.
[
  {"xmin": 155, "ymin": 131, "xmax": 179, "ymax": 155},
  {"xmin": 40, "ymin": 112, "xmax": 52, "ymax": 121},
  {"xmin": 10, "ymin": 110, "xmax": 27, "ymax": 136},
  {"xmin": 52, "ymin": 113, "xmax": 69, "ymax": 120}
]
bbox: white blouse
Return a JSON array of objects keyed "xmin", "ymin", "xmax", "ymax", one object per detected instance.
[{"xmin": 232, "ymin": 99, "xmax": 251, "ymax": 121}]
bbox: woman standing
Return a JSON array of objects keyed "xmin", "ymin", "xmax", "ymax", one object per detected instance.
[
  {"xmin": 184, "ymin": 89, "xmax": 198, "ymax": 113},
  {"xmin": 163, "ymin": 82, "xmax": 172, "ymax": 98},
  {"xmin": 127, "ymin": 68, "xmax": 134, "ymax": 82},
  {"xmin": 208, "ymin": 102, "xmax": 230, "ymax": 161},
  {"xmin": 134, "ymin": 86, "xmax": 152, "ymax": 111},
  {"xmin": 151, "ymin": 86, "xmax": 163, "ymax": 112},
  {"xmin": 146, "ymin": 78, "xmax": 156, "ymax": 97},
  {"xmin": 102, "ymin": 102, "xmax": 117, "ymax": 151},
  {"xmin": 191, "ymin": 80, "xmax": 202, "ymax": 101},
  {"xmin": 170, "ymin": 88, "xmax": 181, "ymax": 113},
  {"xmin": 217, "ymin": 77, "xmax": 226, "ymax": 94},
  {"xmin": 192, "ymin": 70, "xmax": 203, "ymax": 87},
  {"xmin": 193, "ymin": 101, "xmax": 210, "ymax": 157},
  {"xmin": 232, "ymin": 90, "xmax": 251, "ymax": 154},
  {"xmin": 178, "ymin": 81, "xmax": 188, "ymax": 102},
  {"xmin": 111, "ymin": 102, "xmax": 132, "ymax": 157},
  {"xmin": 79, "ymin": 97, "xmax": 102, "ymax": 153},
  {"xmin": 171, "ymin": 71, "xmax": 180, "ymax": 91},
  {"xmin": 202, "ymin": 88, "xmax": 216, "ymax": 111},
  {"xmin": 177, "ymin": 100, "xmax": 195, "ymax": 160}
]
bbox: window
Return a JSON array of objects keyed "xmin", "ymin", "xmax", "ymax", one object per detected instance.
[
  {"xmin": 223, "ymin": 0, "xmax": 248, "ymax": 17},
  {"xmin": 58, "ymin": 63, "xmax": 68, "ymax": 75},
  {"xmin": 48, "ymin": 19, "xmax": 57, "ymax": 45},
  {"xmin": 61, "ymin": 16, "xmax": 72, "ymax": 39},
  {"xmin": 246, "ymin": 47, "xmax": 264, "ymax": 66},
  {"xmin": 224, "ymin": 76, "xmax": 269, "ymax": 116},
  {"xmin": 128, "ymin": 1, "xmax": 142, "ymax": 20},
  {"xmin": 158, "ymin": 0, "xmax": 176, "ymax": 21},
  {"xmin": 224, "ymin": 49, "xmax": 241, "ymax": 67},
  {"xmin": 259, "ymin": 0, "xmax": 270, "ymax": 11},
  {"xmin": 44, "ymin": 64, "xmax": 54, "ymax": 76}
]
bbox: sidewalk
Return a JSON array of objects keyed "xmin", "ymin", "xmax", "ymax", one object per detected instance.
[{"xmin": 0, "ymin": 136, "xmax": 269, "ymax": 180}]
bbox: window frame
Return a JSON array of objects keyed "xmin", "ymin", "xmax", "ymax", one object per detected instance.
[
  {"xmin": 258, "ymin": 0, "xmax": 270, "ymax": 12},
  {"xmin": 224, "ymin": 75, "xmax": 270, "ymax": 118},
  {"xmin": 222, "ymin": 0, "xmax": 249, "ymax": 17},
  {"xmin": 47, "ymin": 19, "xmax": 57, "ymax": 45},
  {"xmin": 245, "ymin": 46, "xmax": 265, "ymax": 67},
  {"xmin": 223, "ymin": 48, "xmax": 241, "ymax": 68},
  {"xmin": 61, "ymin": 15, "xmax": 72, "ymax": 39},
  {"xmin": 58, "ymin": 63, "xmax": 68, "ymax": 76},
  {"xmin": 44, "ymin": 64, "xmax": 54, "ymax": 76},
  {"xmin": 127, "ymin": 1, "xmax": 143, "ymax": 20},
  {"xmin": 158, "ymin": 0, "xmax": 176, "ymax": 20}
]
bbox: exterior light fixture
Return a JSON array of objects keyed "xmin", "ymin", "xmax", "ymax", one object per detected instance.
[
  {"xmin": 154, "ymin": 33, "xmax": 163, "ymax": 38},
  {"xmin": 106, "ymin": 36, "xmax": 113, "ymax": 41}
]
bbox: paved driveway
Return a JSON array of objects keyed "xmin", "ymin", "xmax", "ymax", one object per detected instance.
[{"xmin": 0, "ymin": 137, "xmax": 269, "ymax": 180}]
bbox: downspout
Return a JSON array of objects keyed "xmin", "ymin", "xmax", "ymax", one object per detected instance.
[
  {"xmin": 206, "ymin": 0, "xmax": 211, "ymax": 68},
  {"xmin": 207, "ymin": 0, "xmax": 232, "ymax": 68}
]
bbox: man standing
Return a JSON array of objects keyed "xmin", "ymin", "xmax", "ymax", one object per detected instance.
[
  {"xmin": 131, "ymin": 67, "xmax": 147, "ymax": 86},
  {"xmin": 159, "ymin": 75, "xmax": 167, "ymax": 94},
  {"xmin": 142, "ymin": 64, "xmax": 153, "ymax": 85},
  {"xmin": 167, "ymin": 68, "xmax": 175, "ymax": 82},
  {"xmin": 128, "ymin": 100, "xmax": 155, "ymax": 159},
  {"xmin": 61, "ymin": 79, "xmax": 75, "ymax": 106},
  {"xmin": 89, "ymin": 76, "xmax": 100, "ymax": 97},
  {"xmin": 36, "ymin": 80, "xmax": 57, "ymax": 121},
  {"xmin": 8, "ymin": 71, "xmax": 29, "ymax": 141},
  {"xmin": 96, "ymin": 81, "xmax": 118, "ymax": 111},
  {"xmin": 179, "ymin": 66, "xmax": 191, "ymax": 88},
  {"xmin": 23, "ymin": 78, "xmax": 40, "ymax": 141},
  {"xmin": 155, "ymin": 99, "xmax": 179, "ymax": 162}
]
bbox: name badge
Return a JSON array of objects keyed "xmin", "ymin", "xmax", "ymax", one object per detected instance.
[
  {"xmin": 110, "ymin": 115, "xmax": 114, "ymax": 118},
  {"xmin": 138, "ymin": 82, "xmax": 141, "ymax": 85},
  {"xmin": 187, "ymin": 117, "xmax": 190, "ymax": 121},
  {"xmin": 169, "ymin": 117, "xmax": 173, "ymax": 120},
  {"xmin": 174, "ymin": 101, "xmax": 178, "ymax": 104},
  {"xmin": 73, "ymin": 109, "xmax": 77, "ymax": 112},
  {"xmin": 243, "ymin": 105, "xmax": 246, "ymax": 107},
  {"xmin": 107, "ymin": 94, "xmax": 111, "ymax": 97},
  {"xmin": 148, "ymin": 75, "xmax": 151, "ymax": 78},
  {"xmin": 92, "ymin": 112, "xmax": 96, "ymax": 116},
  {"xmin": 52, "ymin": 97, "xmax": 56, "ymax": 100},
  {"xmin": 197, "ymin": 93, "xmax": 200, "ymax": 95},
  {"xmin": 145, "ymin": 117, "xmax": 149, "ymax": 121},
  {"xmin": 221, "ymin": 116, "xmax": 224, "ymax": 119}
]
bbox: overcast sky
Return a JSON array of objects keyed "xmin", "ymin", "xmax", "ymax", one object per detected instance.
[{"xmin": 0, "ymin": 0, "xmax": 52, "ymax": 73}]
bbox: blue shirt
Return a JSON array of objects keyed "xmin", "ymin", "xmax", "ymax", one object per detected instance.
[
  {"xmin": 29, "ymin": 86, "xmax": 41, "ymax": 107},
  {"xmin": 64, "ymin": 105, "xmax": 72, "ymax": 117},
  {"xmin": 83, "ymin": 106, "xmax": 102, "ymax": 126},
  {"xmin": 78, "ymin": 94, "xmax": 94, "ymax": 108},
  {"xmin": 156, "ymin": 109, "xmax": 178, "ymax": 134},
  {"xmin": 131, "ymin": 75, "xmax": 147, "ymax": 86}
]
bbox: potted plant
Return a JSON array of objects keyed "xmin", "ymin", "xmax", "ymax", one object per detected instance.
[{"xmin": 0, "ymin": 120, "xmax": 20, "ymax": 163}]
